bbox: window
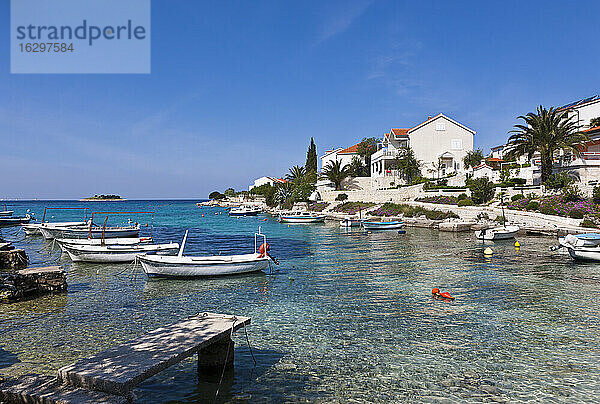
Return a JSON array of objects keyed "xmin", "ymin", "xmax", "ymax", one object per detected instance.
[
  {"xmin": 451, "ymin": 139, "xmax": 462, "ymax": 150},
  {"xmin": 436, "ymin": 122, "xmax": 446, "ymax": 131}
]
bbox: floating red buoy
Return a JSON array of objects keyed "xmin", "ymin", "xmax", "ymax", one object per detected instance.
[
  {"xmin": 263, "ymin": 218, "xmax": 268, "ymax": 221},
  {"xmin": 432, "ymin": 288, "xmax": 455, "ymax": 301}
]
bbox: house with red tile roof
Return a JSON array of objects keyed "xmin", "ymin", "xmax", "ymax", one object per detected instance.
[
  {"xmin": 320, "ymin": 142, "xmax": 363, "ymax": 172},
  {"xmin": 248, "ymin": 176, "xmax": 288, "ymax": 191},
  {"xmin": 371, "ymin": 113, "xmax": 475, "ymax": 184}
]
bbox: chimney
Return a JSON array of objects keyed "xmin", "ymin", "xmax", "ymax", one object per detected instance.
[{"xmin": 427, "ymin": 116, "xmax": 432, "ymax": 120}]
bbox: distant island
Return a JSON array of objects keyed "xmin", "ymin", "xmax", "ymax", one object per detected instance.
[{"xmin": 79, "ymin": 194, "xmax": 126, "ymax": 201}]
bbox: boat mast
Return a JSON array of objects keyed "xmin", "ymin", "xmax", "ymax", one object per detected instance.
[{"xmin": 501, "ymin": 194, "xmax": 506, "ymax": 228}]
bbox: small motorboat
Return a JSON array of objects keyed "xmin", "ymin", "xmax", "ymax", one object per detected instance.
[
  {"xmin": 474, "ymin": 225, "xmax": 519, "ymax": 240},
  {"xmin": 475, "ymin": 197, "xmax": 519, "ymax": 241},
  {"xmin": 55, "ymin": 236, "xmax": 154, "ymax": 251},
  {"xmin": 229, "ymin": 205, "xmax": 262, "ymax": 216},
  {"xmin": 138, "ymin": 229, "xmax": 273, "ymax": 278},
  {"xmin": 557, "ymin": 233, "xmax": 600, "ymax": 248},
  {"xmin": 362, "ymin": 220, "xmax": 404, "ymax": 230},
  {"xmin": 63, "ymin": 242, "xmax": 179, "ymax": 263},
  {"xmin": 278, "ymin": 211, "xmax": 326, "ymax": 223},
  {"xmin": 0, "ymin": 214, "xmax": 31, "ymax": 227},
  {"xmin": 555, "ymin": 234, "xmax": 600, "ymax": 261},
  {"xmin": 340, "ymin": 217, "xmax": 365, "ymax": 227}
]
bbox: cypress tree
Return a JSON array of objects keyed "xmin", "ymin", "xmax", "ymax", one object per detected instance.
[{"xmin": 305, "ymin": 137, "xmax": 317, "ymax": 173}]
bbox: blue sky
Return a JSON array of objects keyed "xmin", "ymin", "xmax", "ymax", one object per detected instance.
[{"xmin": 1, "ymin": 0, "xmax": 599, "ymax": 199}]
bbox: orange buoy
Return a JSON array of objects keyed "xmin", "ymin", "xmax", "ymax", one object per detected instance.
[
  {"xmin": 263, "ymin": 218, "xmax": 268, "ymax": 221},
  {"xmin": 258, "ymin": 242, "xmax": 270, "ymax": 257},
  {"xmin": 432, "ymin": 288, "xmax": 455, "ymax": 301}
]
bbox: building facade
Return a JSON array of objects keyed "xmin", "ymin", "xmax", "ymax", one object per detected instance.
[
  {"xmin": 248, "ymin": 176, "xmax": 288, "ymax": 191},
  {"xmin": 370, "ymin": 113, "xmax": 475, "ymax": 181}
]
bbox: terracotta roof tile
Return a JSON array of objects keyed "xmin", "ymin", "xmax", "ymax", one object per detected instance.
[
  {"xmin": 391, "ymin": 128, "xmax": 409, "ymax": 137},
  {"xmin": 338, "ymin": 143, "xmax": 361, "ymax": 154}
]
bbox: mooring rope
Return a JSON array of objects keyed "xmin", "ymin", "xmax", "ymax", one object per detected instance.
[
  {"xmin": 242, "ymin": 321, "xmax": 257, "ymax": 367},
  {"xmin": 214, "ymin": 316, "xmax": 237, "ymax": 403}
]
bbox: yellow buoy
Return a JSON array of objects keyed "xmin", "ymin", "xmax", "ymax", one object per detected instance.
[
  {"xmin": 514, "ymin": 241, "xmax": 520, "ymax": 248},
  {"xmin": 484, "ymin": 247, "xmax": 493, "ymax": 255}
]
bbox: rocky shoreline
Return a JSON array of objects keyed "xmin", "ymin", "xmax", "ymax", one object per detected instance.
[{"xmin": 198, "ymin": 197, "xmax": 589, "ymax": 237}]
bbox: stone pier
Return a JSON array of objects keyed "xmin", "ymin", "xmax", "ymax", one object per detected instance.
[
  {"xmin": 0, "ymin": 266, "xmax": 67, "ymax": 302},
  {"xmin": 0, "ymin": 249, "xmax": 28, "ymax": 270}
]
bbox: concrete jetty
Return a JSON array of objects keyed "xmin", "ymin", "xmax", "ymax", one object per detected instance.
[{"xmin": 0, "ymin": 312, "xmax": 251, "ymax": 403}]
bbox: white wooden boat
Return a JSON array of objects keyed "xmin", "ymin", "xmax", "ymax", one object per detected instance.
[
  {"xmin": 0, "ymin": 211, "xmax": 13, "ymax": 217},
  {"xmin": 40, "ymin": 223, "xmax": 140, "ymax": 240},
  {"xmin": 63, "ymin": 242, "xmax": 179, "ymax": 263},
  {"xmin": 229, "ymin": 205, "xmax": 261, "ymax": 216},
  {"xmin": 23, "ymin": 221, "xmax": 86, "ymax": 236},
  {"xmin": 474, "ymin": 225, "xmax": 519, "ymax": 240},
  {"xmin": 0, "ymin": 214, "xmax": 31, "ymax": 227},
  {"xmin": 138, "ymin": 229, "xmax": 272, "ymax": 278},
  {"xmin": 55, "ymin": 236, "xmax": 154, "ymax": 251},
  {"xmin": 279, "ymin": 211, "xmax": 326, "ymax": 223},
  {"xmin": 362, "ymin": 220, "xmax": 404, "ymax": 230}
]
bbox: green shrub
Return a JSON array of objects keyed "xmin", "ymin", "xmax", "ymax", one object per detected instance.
[
  {"xmin": 569, "ymin": 209, "xmax": 585, "ymax": 219},
  {"xmin": 467, "ymin": 177, "xmax": 495, "ymax": 204},
  {"xmin": 526, "ymin": 201, "xmax": 539, "ymax": 211},
  {"xmin": 545, "ymin": 172, "xmax": 575, "ymax": 190},
  {"xmin": 512, "ymin": 178, "xmax": 526, "ymax": 185},
  {"xmin": 562, "ymin": 185, "xmax": 582, "ymax": 202},
  {"xmin": 511, "ymin": 194, "xmax": 525, "ymax": 201},
  {"xmin": 495, "ymin": 215, "xmax": 507, "ymax": 224},
  {"xmin": 541, "ymin": 205, "xmax": 555, "ymax": 215},
  {"xmin": 457, "ymin": 193, "xmax": 468, "ymax": 201},
  {"xmin": 593, "ymin": 186, "xmax": 600, "ymax": 204},
  {"xmin": 335, "ymin": 193, "xmax": 348, "ymax": 201},
  {"xmin": 457, "ymin": 198, "xmax": 474, "ymax": 206},
  {"xmin": 581, "ymin": 219, "xmax": 598, "ymax": 229}
]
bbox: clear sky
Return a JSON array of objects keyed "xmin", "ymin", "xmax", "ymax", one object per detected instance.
[{"xmin": 1, "ymin": 0, "xmax": 599, "ymax": 199}]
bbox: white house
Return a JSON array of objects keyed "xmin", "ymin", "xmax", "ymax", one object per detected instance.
[
  {"xmin": 370, "ymin": 113, "xmax": 475, "ymax": 183},
  {"xmin": 248, "ymin": 176, "xmax": 288, "ymax": 191},
  {"xmin": 320, "ymin": 143, "xmax": 362, "ymax": 171},
  {"xmin": 560, "ymin": 95, "xmax": 600, "ymax": 130}
]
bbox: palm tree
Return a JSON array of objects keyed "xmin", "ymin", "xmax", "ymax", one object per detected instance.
[
  {"xmin": 322, "ymin": 160, "xmax": 350, "ymax": 191},
  {"xmin": 505, "ymin": 106, "xmax": 588, "ymax": 183},
  {"xmin": 286, "ymin": 165, "xmax": 306, "ymax": 183},
  {"xmin": 274, "ymin": 182, "xmax": 294, "ymax": 205}
]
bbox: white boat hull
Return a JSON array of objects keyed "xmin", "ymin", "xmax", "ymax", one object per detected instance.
[
  {"xmin": 362, "ymin": 221, "xmax": 404, "ymax": 230},
  {"xmin": 139, "ymin": 253, "xmax": 270, "ymax": 277},
  {"xmin": 279, "ymin": 215, "xmax": 326, "ymax": 223},
  {"xmin": 567, "ymin": 247, "xmax": 600, "ymax": 261},
  {"xmin": 0, "ymin": 211, "xmax": 14, "ymax": 217},
  {"xmin": 474, "ymin": 226, "xmax": 519, "ymax": 240},
  {"xmin": 56, "ymin": 237, "xmax": 154, "ymax": 251},
  {"xmin": 40, "ymin": 226, "xmax": 140, "ymax": 240},
  {"xmin": 64, "ymin": 243, "xmax": 179, "ymax": 263}
]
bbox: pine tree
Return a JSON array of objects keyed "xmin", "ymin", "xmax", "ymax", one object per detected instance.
[{"xmin": 305, "ymin": 137, "xmax": 317, "ymax": 173}]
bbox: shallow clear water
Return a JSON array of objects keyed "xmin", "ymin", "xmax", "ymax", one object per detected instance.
[{"xmin": 1, "ymin": 200, "xmax": 600, "ymax": 402}]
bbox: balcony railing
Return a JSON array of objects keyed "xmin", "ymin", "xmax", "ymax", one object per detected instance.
[
  {"xmin": 582, "ymin": 152, "xmax": 600, "ymax": 160},
  {"xmin": 371, "ymin": 149, "xmax": 396, "ymax": 161}
]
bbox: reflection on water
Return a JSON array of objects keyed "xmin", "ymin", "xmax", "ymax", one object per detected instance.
[{"xmin": 1, "ymin": 200, "xmax": 600, "ymax": 402}]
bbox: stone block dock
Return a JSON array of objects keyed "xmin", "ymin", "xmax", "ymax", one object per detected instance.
[{"xmin": 0, "ymin": 312, "xmax": 250, "ymax": 403}]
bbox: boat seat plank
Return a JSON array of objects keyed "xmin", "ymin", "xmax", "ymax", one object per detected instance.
[{"xmin": 57, "ymin": 313, "xmax": 250, "ymax": 396}]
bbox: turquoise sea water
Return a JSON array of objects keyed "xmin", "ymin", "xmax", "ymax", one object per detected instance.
[{"xmin": 1, "ymin": 200, "xmax": 600, "ymax": 402}]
